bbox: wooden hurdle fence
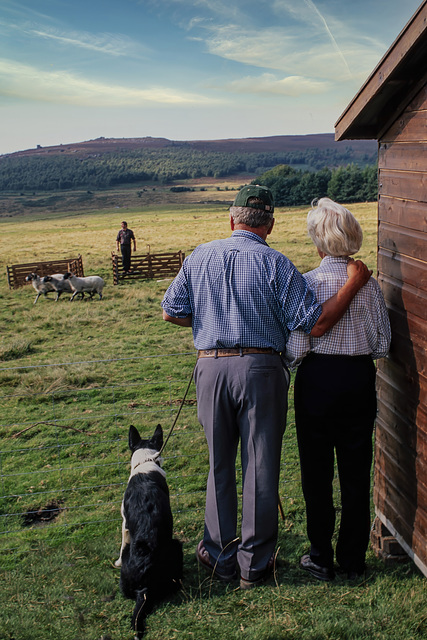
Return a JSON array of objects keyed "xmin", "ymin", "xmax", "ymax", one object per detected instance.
[
  {"xmin": 111, "ymin": 250, "xmax": 184, "ymax": 284},
  {"xmin": 6, "ymin": 255, "xmax": 84, "ymax": 290}
]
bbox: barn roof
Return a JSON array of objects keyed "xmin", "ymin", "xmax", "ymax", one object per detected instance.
[{"xmin": 335, "ymin": 0, "xmax": 427, "ymax": 141}]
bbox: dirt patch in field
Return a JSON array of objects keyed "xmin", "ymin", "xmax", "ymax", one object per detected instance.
[{"xmin": 22, "ymin": 500, "xmax": 64, "ymax": 527}]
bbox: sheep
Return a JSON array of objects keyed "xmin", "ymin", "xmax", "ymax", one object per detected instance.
[
  {"xmin": 62, "ymin": 272, "xmax": 105, "ymax": 301},
  {"xmin": 24, "ymin": 272, "xmax": 67, "ymax": 304},
  {"xmin": 42, "ymin": 275, "xmax": 79, "ymax": 301}
]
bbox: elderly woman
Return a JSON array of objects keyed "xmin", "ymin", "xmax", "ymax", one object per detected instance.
[{"xmin": 285, "ymin": 198, "xmax": 391, "ymax": 581}]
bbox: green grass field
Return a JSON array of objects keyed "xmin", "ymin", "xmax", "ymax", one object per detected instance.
[{"xmin": 0, "ymin": 196, "xmax": 425, "ymax": 640}]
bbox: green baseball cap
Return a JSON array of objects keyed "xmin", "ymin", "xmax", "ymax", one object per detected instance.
[{"xmin": 232, "ymin": 185, "xmax": 274, "ymax": 213}]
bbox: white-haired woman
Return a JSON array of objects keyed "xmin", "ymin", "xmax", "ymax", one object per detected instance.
[{"xmin": 285, "ymin": 198, "xmax": 391, "ymax": 582}]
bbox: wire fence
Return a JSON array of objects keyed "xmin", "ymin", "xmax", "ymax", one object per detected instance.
[{"xmin": 0, "ymin": 353, "xmax": 306, "ymax": 569}]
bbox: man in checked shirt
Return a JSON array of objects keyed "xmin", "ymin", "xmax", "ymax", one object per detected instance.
[
  {"xmin": 161, "ymin": 186, "xmax": 372, "ymax": 589},
  {"xmin": 285, "ymin": 197, "xmax": 391, "ymax": 582}
]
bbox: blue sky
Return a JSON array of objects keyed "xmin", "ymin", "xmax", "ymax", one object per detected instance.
[{"xmin": 0, "ymin": 0, "xmax": 422, "ymax": 154}]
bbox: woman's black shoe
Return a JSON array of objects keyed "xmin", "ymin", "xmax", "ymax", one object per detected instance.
[{"xmin": 300, "ymin": 554, "xmax": 335, "ymax": 581}]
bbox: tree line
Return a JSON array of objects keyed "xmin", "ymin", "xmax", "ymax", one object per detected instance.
[
  {"xmin": 0, "ymin": 146, "xmax": 376, "ymax": 193},
  {"xmin": 251, "ymin": 164, "xmax": 378, "ymax": 206}
]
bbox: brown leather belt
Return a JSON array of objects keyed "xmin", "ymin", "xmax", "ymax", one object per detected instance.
[{"xmin": 197, "ymin": 347, "xmax": 279, "ymax": 358}]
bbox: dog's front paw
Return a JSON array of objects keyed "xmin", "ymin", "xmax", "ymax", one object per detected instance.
[{"xmin": 114, "ymin": 558, "xmax": 122, "ymax": 568}]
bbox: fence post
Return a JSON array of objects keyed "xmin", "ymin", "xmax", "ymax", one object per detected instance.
[
  {"xmin": 77, "ymin": 255, "xmax": 84, "ymax": 277},
  {"xmin": 112, "ymin": 252, "xmax": 119, "ymax": 285},
  {"xmin": 6, "ymin": 265, "xmax": 14, "ymax": 289},
  {"xmin": 12, "ymin": 266, "xmax": 19, "ymax": 289}
]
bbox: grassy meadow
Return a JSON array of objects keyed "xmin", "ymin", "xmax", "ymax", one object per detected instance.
[{"xmin": 0, "ymin": 191, "xmax": 425, "ymax": 640}]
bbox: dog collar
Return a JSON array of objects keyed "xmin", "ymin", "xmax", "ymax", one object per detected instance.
[
  {"xmin": 133, "ymin": 455, "xmax": 163, "ymax": 471},
  {"xmin": 131, "ymin": 449, "xmax": 164, "ymax": 474}
]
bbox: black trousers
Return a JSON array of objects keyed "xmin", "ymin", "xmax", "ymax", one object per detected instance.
[
  {"xmin": 294, "ymin": 353, "xmax": 377, "ymax": 573},
  {"xmin": 120, "ymin": 244, "xmax": 132, "ymax": 271}
]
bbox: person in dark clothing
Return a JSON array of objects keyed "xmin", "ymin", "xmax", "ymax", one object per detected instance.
[
  {"xmin": 116, "ymin": 221, "xmax": 136, "ymax": 273},
  {"xmin": 285, "ymin": 198, "xmax": 391, "ymax": 582}
]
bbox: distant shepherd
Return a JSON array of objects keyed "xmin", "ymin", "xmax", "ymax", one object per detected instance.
[{"xmin": 116, "ymin": 221, "xmax": 136, "ymax": 274}]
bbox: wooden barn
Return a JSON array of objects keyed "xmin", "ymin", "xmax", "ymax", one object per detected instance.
[{"xmin": 335, "ymin": 0, "xmax": 427, "ymax": 576}]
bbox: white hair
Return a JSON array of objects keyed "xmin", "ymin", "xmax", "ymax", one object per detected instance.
[{"xmin": 307, "ymin": 198, "xmax": 363, "ymax": 256}]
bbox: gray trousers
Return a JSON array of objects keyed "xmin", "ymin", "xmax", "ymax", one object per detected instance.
[{"xmin": 194, "ymin": 353, "xmax": 289, "ymax": 581}]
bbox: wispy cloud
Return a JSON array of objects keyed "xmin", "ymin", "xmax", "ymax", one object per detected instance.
[
  {"xmin": 202, "ymin": 25, "xmax": 293, "ymax": 70},
  {"xmin": 301, "ymin": 0, "xmax": 352, "ymax": 77},
  {"xmin": 0, "ymin": 6, "xmax": 150, "ymax": 59},
  {"xmin": 272, "ymin": 0, "xmax": 387, "ymax": 74},
  {"xmin": 186, "ymin": 16, "xmax": 206, "ymax": 31},
  {"xmin": 0, "ymin": 0, "xmax": 57, "ymax": 23},
  {"xmin": 273, "ymin": 0, "xmax": 328, "ymax": 29},
  {"xmin": 29, "ymin": 27, "xmax": 147, "ymax": 58},
  {"xmin": 182, "ymin": 0, "xmax": 384, "ymax": 85},
  {"xmin": 223, "ymin": 72, "xmax": 330, "ymax": 96},
  {"xmin": 199, "ymin": 21, "xmax": 381, "ymax": 84},
  {"xmin": 172, "ymin": 0, "xmax": 244, "ymax": 22},
  {"xmin": 0, "ymin": 58, "xmax": 217, "ymax": 106},
  {"xmin": 0, "ymin": 18, "xmax": 150, "ymax": 59}
]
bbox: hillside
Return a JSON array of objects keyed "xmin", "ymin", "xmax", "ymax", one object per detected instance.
[
  {"xmin": 0, "ymin": 134, "xmax": 377, "ymax": 193},
  {"xmin": 3, "ymin": 133, "xmax": 376, "ymax": 160},
  {"xmin": 0, "ymin": 133, "xmax": 378, "ymax": 215}
]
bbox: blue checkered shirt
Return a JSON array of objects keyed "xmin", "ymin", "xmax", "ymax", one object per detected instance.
[
  {"xmin": 161, "ymin": 230, "xmax": 322, "ymax": 351},
  {"xmin": 284, "ymin": 256, "xmax": 391, "ymax": 368}
]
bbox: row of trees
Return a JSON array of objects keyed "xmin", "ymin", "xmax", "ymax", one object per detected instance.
[
  {"xmin": 252, "ymin": 164, "xmax": 378, "ymax": 206},
  {"xmin": 0, "ymin": 146, "xmax": 376, "ymax": 193}
]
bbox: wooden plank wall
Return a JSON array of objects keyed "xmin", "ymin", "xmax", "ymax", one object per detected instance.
[
  {"xmin": 111, "ymin": 251, "xmax": 184, "ymax": 285},
  {"xmin": 6, "ymin": 255, "xmax": 84, "ymax": 289},
  {"xmin": 376, "ymin": 84, "xmax": 427, "ymax": 575}
]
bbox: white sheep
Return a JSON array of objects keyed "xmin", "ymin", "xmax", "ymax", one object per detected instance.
[
  {"xmin": 25, "ymin": 272, "xmax": 68, "ymax": 304},
  {"xmin": 62, "ymin": 272, "xmax": 105, "ymax": 301},
  {"xmin": 42, "ymin": 275, "xmax": 78, "ymax": 301}
]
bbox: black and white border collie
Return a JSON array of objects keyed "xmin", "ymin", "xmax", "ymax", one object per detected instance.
[{"xmin": 115, "ymin": 424, "xmax": 183, "ymax": 638}]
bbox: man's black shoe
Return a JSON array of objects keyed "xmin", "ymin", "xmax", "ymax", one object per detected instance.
[{"xmin": 300, "ymin": 554, "xmax": 335, "ymax": 581}]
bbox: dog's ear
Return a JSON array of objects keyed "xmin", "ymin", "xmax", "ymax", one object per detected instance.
[
  {"xmin": 128, "ymin": 425, "xmax": 141, "ymax": 452},
  {"xmin": 151, "ymin": 424, "xmax": 163, "ymax": 451}
]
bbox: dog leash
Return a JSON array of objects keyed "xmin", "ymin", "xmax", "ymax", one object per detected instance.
[{"xmin": 160, "ymin": 362, "xmax": 196, "ymax": 455}]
